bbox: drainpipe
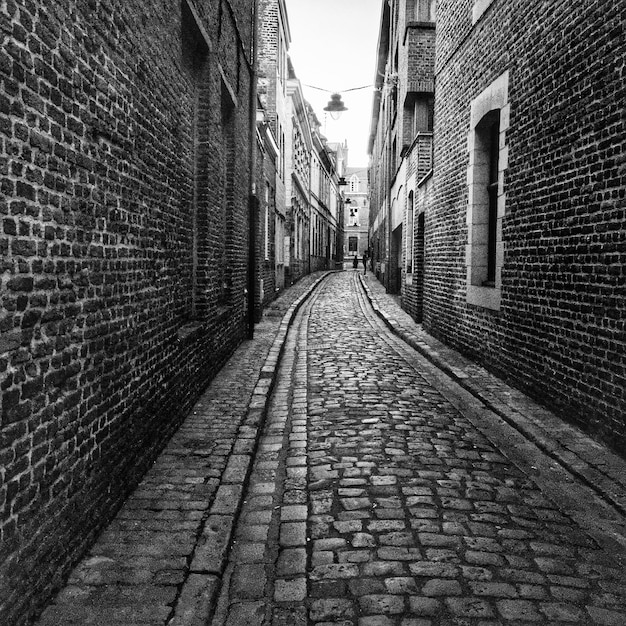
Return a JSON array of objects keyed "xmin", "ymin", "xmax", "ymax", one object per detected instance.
[{"xmin": 247, "ymin": 0, "xmax": 259, "ymax": 339}]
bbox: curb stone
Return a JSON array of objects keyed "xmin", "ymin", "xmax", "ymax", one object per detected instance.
[
  {"xmin": 170, "ymin": 271, "xmax": 336, "ymax": 624},
  {"xmin": 357, "ymin": 272, "xmax": 626, "ymax": 519}
]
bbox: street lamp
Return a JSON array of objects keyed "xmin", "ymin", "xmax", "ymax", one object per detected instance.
[{"xmin": 323, "ymin": 93, "xmax": 348, "ymax": 120}]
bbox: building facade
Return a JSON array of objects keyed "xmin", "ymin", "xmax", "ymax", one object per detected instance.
[
  {"xmin": 254, "ymin": 114, "xmax": 280, "ymax": 320},
  {"xmin": 284, "ymin": 69, "xmax": 312, "ymax": 283},
  {"xmin": 343, "ymin": 167, "xmax": 370, "ymax": 266},
  {"xmin": 369, "ymin": 0, "xmax": 625, "ymax": 453},
  {"xmin": 368, "ymin": 0, "xmax": 435, "ymax": 297},
  {"xmin": 428, "ymin": 0, "xmax": 625, "ymax": 453},
  {"xmin": 257, "ymin": 0, "xmax": 343, "ymax": 287},
  {"xmin": 310, "ymin": 120, "xmax": 342, "ymax": 273},
  {"xmin": 0, "ymin": 0, "xmax": 256, "ymax": 623},
  {"xmin": 257, "ymin": 0, "xmax": 290, "ymax": 296}
]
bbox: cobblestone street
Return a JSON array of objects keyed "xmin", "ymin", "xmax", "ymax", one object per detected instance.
[{"xmin": 36, "ymin": 271, "xmax": 626, "ymax": 625}]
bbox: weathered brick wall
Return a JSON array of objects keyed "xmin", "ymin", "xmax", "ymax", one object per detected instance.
[
  {"xmin": 257, "ymin": 0, "xmax": 278, "ymax": 120},
  {"xmin": 255, "ymin": 124, "xmax": 278, "ymax": 320},
  {"xmin": 0, "ymin": 0, "xmax": 254, "ymax": 623},
  {"xmin": 428, "ymin": 0, "xmax": 626, "ymax": 453}
]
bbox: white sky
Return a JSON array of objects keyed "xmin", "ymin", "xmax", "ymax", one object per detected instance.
[{"xmin": 283, "ymin": 0, "xmax": 382, "ymax": 168}]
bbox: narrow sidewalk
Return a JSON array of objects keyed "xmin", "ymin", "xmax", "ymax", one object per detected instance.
[
  {"xmin": 34, "ymin": 271, "xmax": 333, "ymax": 626},
  {"xmin": 359, "ymin": 272, "xmax": 626, "ymax": 520}
]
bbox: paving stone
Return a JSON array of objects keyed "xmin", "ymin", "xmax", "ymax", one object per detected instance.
[
  {"xmin": 497, "ymin": 599, "xmax": 542, "ymax": 621},
  {"xmin": 310, "ymin": 563, "xmax": 360, "ymax": 580},
  {"xmin": 272, "ymin": 606, "xmax": 307, "ymax": 626},
  {"xmin": 169, "ymin": 574, "xmax": 220, "ymax": 626},
  {"xmin": 445, "ymin": 597, "xmax": 495, "ymax": 618},
  {"xmin": 224, "ymin": 601, "xmax": 266, "ymax": 626},
  {"xmin": 586, "ymin": 606, "xmax": 626, "ymax": 625},
  {"xmin": 359, "ymin": 594, "xmax": 406, "ymax": 615},
  {"xmin": 274, "ymin": 578, "xmax": 307, "ymax": 602},
  {"xmin": 421, "ymin": 579, "xmax": 462, "ymax": 596},
  {"xmin": 277, "ymin": 548, "xmax": 307, "ymax": 576},
  {"xmin": 230, "ymin": 564, "xmax": 266, "ymax": 601},
  {"xmin": 309, "ymin": 598, "xmax": 355, "ymax": 621},
  {"xmin": 385, "ymin": 577, "xmax": 418, "ymax": 594},
  {"xmin": 189, "ymin": 515, "xmax": 233, "ymax": 574},
  {"xmin": 409, "ymin": 562, "xmax": 458, "ymax": 578},
  {"xmin": 470, "ymin": 581, "xmax": 518, "ymax": 598},
  {"xmin": 230, "ymin": 541, "xmax": 266, "ymax": 563},
  {"xmin": 279, "ymin": 522, "xmax": 306, "ymax": 546},
  {"xmin": 280, "ymin": 505, "xmax": 308, "ymax": 521},
  {"xmin": 539, "ymin": 601, "xmax": 584, "ymax": 621}
]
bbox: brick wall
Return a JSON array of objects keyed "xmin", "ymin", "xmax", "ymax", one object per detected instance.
[
  {"xmin": 0, "ymin": 0, "xmax": 254, "ymax": 623},
  {"xmin": 428, "ymin": 0, "xmax": 626, "ymax": 453},
  {"xmin": 255, "ymin": 123, "xmax": 279, "ymax": 320}
]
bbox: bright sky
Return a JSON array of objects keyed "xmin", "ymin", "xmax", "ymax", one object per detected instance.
[{"xmin": 284, "ymin": 0, "xmax": 382, "ymax": 168}]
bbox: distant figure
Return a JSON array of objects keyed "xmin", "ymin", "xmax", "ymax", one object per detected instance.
[
  {"xmin": 352, "ymin": 254, "xmax": 358, "ymax": 270},
  {"xmin": 362, "ymin": 252, "xmax": 368, "ymax": 275}
]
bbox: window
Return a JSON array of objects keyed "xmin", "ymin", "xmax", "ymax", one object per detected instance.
[
  {"xmin": 275, "ymin": 214, "xmax": 284, "ymax": 265},
  {"xmin": 414, "ymin": 95, "xmax": 434, "ymax": 135},
  {"xmin": 406, "ymin": 191, "xmax": 414, "ymax": 273},
  {"xmin": 348, "ymin": 236, "xmax": 358, "ymax": 252},
  {"xmin": 349, "ymin": 174, "xmax": 359, "ymax": 193},
  {"xmin": 264, "ymin": 182, "xmax": 271, "ymax": 260},
  {"xmin": 466, "ymin": 71, "xmax": 509, "ymax": 310},
  {"xmin": 349, "ymin": 206, "xmax": 359, "ymax": 227}
]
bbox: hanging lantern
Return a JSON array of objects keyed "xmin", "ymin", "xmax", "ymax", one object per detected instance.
[{"xmin": 323, "ymin": 93, "xmax": 348, "ymax": 120}]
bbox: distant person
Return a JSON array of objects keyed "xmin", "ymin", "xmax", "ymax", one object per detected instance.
[
  {"xmin": 362, "ymin": 252, "xmax": 368, "ymax": 275},
  {"xmin": 353, "ymin": 254, "xmax": 358, "ymax": 270}
]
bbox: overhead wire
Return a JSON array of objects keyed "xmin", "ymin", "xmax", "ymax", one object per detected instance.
[{"xmin": 303, "ymin": 84, "xmax": 373, "ymax": 93}]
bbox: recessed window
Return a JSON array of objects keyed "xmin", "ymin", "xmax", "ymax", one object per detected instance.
[
  {"xmin": 349, "ymin": 174, "xmax": 359, "ymax": 193},
  {"xmin": 406, "ymin": 191, "xmax": 414, "ymax": 273},
  {"xmin": 466, "ymin": 71, "xmax": 509, "ymax": 310}
]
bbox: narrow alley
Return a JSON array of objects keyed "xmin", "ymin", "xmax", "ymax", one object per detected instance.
[{"xmin": 35, "ymin": 271, "xmax": 626, "ymax": 625}]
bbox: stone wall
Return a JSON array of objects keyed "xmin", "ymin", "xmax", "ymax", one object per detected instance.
[
  {"xmin": 428, "ymin": 0, "xmax": 626, "ymax": 453},
  {"xmin": 0, "ymin": 0, "xmax": 254, "ymax": 622}
]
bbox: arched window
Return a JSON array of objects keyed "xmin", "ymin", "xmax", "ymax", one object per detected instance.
[{"xmin": 349, "ymin": 174, "xmax": 359, "ymax": 193}]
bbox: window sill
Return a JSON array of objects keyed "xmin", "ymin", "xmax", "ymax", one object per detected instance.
[{"xmin": 467, "ymin": 284, "xmax": 501, "ymax": 311}]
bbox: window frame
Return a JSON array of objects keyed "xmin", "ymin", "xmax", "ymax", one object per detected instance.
[{"xmin": 466, "ymin": 71, "xmax": 509, "ymax": 311}]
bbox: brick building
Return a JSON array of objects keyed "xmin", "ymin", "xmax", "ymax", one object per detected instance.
[
  {"xmin": 257, "ymin": 0, "xmax": 343, "ymax": 286},
  {"xmin": 254, "ymin": 111, "xmax": 280, "ymax": 320},
  {"xmin": 369, "ymin": 0, "xmax": 625, "ymax": 453},
  {"xmin": 284, "ymin": 67, "xmax": 312, "ymax": 283},
  {"xmin": 257, "ymin": 0, "xmax": 290, "ymax": 294},
  {"xmin": 368, "ymin": 0, "xmax": 435, "ymax": 297},
  {"xmin": 0, "ymin": 0, "xmax": 255, "ymax": 623},
  {"xmin": 310, "ymin": 113, "xmax": 342, "ymax": 273},
  {"xmin": 427, "ymin": 0, "xmax": 625, "ymax": 453}
]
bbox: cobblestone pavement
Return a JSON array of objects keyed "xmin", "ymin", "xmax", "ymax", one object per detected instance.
[
  {"xmin": 33, "ymin": 270, "xmax": 626, "ymax": 625},
  {"xmin": 33, "ymin": 272, "xmax": 331, "ymax": 626},
  {"xmin": 216, "ymin": 271, "xmax": 626, "ymax": 625}
]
